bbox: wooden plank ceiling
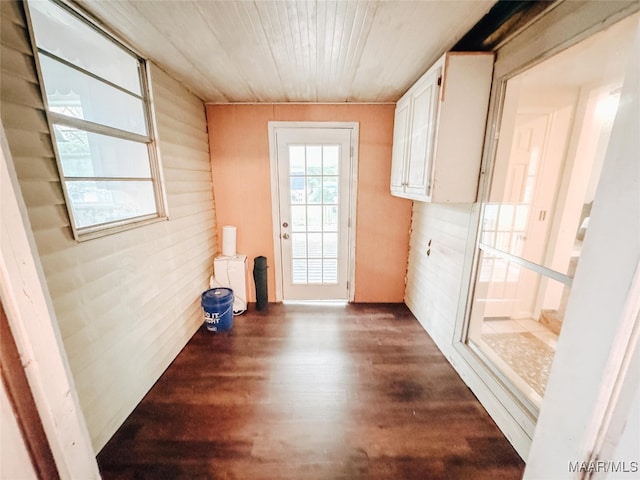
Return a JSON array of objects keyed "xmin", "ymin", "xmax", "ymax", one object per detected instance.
[{"xmin": 77, "ymin": 0, "xmax": 495, "ymax": 103}]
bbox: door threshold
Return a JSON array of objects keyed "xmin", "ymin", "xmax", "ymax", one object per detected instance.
[{"xmin": 282, "ymin": 300, "xmax": 348, "ymax": 306}]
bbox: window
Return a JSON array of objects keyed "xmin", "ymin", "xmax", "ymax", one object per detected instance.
[
  {"xmin": 27, "ymin": 0, "xmax": 164, "ymax": 238},
  {"xmin": 464, "ymin": 12, "xmax": 638, "ymax": 412}
]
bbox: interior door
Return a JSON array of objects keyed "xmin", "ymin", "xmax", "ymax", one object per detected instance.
[
  {"xmin": 482, "ymin": 114, "xmax": 550, "ymax": 318},
  {"xmin": 273, "ymin": 126, "xmax": 354, "ymax": 301}
]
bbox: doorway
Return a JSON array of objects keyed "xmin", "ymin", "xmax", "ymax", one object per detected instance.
[
  {"xmin": 465, "ymin": 12, "xmax": 638, "ymax": 412},
  {"xmin": 268, "ymin": 122, "xmax": 358, "ymax": 301}
]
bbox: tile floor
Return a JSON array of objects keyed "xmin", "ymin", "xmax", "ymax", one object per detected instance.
[
  {"xmin": 482, "ymin": 317, "xmax": 559, "ymax": 348},
  {"xmin": 478, "ymin": 317, "xmax": 559, "ymax": 408}
]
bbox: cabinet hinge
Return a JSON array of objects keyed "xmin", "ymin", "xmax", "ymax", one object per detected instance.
[
  {"xmin": 347, "ymin": 281, "xmax": 350, "ymax": 291},
  {"xmin": 437, "ymin": 76, "xmax": 442, "ymax": 86}
]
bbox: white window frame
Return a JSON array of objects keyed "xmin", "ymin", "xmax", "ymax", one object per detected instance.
[{"xmin": 24, "ymin": 0, "xmax": 167, "ymax": 241}]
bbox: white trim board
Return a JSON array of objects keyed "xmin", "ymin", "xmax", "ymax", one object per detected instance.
[{"xmin": 0, "ymin": 119, "xmax": 100, "ymax": 477}]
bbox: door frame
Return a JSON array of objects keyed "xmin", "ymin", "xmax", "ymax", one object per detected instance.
[
  {"xmin": 449, "ymin": 0, "xmax": 640, "ymax": 461},
  {"xmin": 268, "ymin": 121, "xmax": 359, "ymax": 302},
  {"xmin": 0, "ymin": 120, "xmax": 100, "ymax": 477}
]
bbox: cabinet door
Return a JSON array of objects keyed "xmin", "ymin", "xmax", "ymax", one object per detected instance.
[
  {"xmin": 405, "ymin": 67, "xmax": 441, "ymax": 198},
  {"xmin": 390, "ymin": 97, "xmax": 410, "ymax": 196}
]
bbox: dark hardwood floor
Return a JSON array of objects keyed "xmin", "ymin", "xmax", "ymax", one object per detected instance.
[{"xmin": 98, "ymin": 303, "xmax": 524, "ymax": 479}]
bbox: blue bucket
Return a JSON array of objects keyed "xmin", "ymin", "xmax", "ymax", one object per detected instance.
[{"xmin": 201, "ymin": 287, "xmax": 234, "ymax": 332}]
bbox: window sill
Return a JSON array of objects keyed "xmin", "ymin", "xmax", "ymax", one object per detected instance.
[{"xmin": 75, "ymin": 214, "xmax": 168, "ymax": 242}]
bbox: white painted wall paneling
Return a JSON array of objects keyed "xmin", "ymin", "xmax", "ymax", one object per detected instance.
[
  {"xmin": 0, "ymin": 0, "xmax": 218, "ymax": 452},
  {"xmin": 405, "ymin": 202, "xmax": 472, "ymax": 349}
]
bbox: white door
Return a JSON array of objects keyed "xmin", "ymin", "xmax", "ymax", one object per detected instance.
[{"xmin": 270, "ymin": 124, "xmax": 356, "ymax": 301}]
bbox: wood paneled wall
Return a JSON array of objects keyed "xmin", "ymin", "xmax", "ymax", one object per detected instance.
[
  {"xmin": 405, "ymin": 202, "xmax": 473, "ymax": 351},
  {"xmin": 207, "ymin": 104, "xmax": 412, "ymax": 303},
  {"xmin": 0, "ymin": 1, "xmax": 217, "ymax": 452}
]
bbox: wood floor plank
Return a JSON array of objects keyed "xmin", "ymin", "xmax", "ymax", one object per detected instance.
[{"xmin": 97, "ymin": 303, "xmax": 524, "ymax": 479}]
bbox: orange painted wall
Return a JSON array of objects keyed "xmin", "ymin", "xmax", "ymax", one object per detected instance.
[{"xmin": 207, "ymin": 104, "xmax": 412, "ymax": 302}]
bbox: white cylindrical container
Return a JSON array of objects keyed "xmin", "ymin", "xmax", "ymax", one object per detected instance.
[{"xmin": 222, "ymin": 225, "xmax": 237, "ymax": 257}]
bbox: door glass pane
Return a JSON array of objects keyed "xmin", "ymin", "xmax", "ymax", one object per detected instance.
[
  {"xmin": 291, "ymin": 233, "xmax": 307, "ymax": 258},
  {"xmin": 323, "ymin": 177, "xmax": 338, "ymax": 203},
  {"xmin": 292, "ymin": 259, "xmax": 307, "ymax": 284},
  {"xmin": 289, "ymin": 146, "xmax": 305, "ymax": 175},
  {"xmin": 323, "ymin": 233, "xmax": 337, "ymax": 257},
  {"xmin": 467, "ymin": 13, "xmax": 637, "ymax": 411},
  {"xmin": 308, "ymin": 233, "xmax": 322, "ymax": 258},
  {"xmin": 323, "ymin": 259, "xmax": 338, "ymax": 283},
  {"xmin": 290, "ymin": 177, "xmax": 305, "ymax": 204},
  {"xmin": 308, "ymin": 259, "xmax": 322, "ymax": 283},
  {"xmin": 291, "ymin": 206, "xmax": 306, "ymax": 232},
  {"xmin": 323, "ymin": 146, "xmax": 339, "ymax": 174},
  {"xmin": 306, "ymin": 177, "xmax": 322, "ymax": 204},
  {"xmin": 323, "ymin": 206, "xmax": 338, "ymax": 232},
  {"xmin": 307, "ymin": 146, "xmax": 322, "ymax": 174},
  {"xmin": 307, "ymin": 206, "xmax": 322, "ymax": 231}
]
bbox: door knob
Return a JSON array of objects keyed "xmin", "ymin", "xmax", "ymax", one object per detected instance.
[{"xmin": 282, "ymin": 233, "xmax": 290, "ymax": 240}]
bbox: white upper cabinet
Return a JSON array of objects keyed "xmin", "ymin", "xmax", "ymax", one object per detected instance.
[{"xmin": 390, "ymin": 52, "xmax": 494, "ymax": 202}]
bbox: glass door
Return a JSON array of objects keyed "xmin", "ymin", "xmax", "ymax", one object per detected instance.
[{"xmin": 273, "ymin": 126, "xmax": 354, "ymax": 301}]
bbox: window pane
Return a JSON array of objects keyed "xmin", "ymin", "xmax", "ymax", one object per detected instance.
[
  {"xmin": 28, "ymin": 0, "xmax": 141, "ymax": 95},
  {"xmin": 307, "ymin": 146, "xmax": 322, "ymax": 174},
  {"xmin": 468, "ymin": 250, "xmax": 569, "ymax": 403},
  {"xmin": 308, "ymin": 233, "xmax": 322, "ymax": 258},
  {"xmin": 291, "ymin": 233, "xmax": 307, "ymax": 258},
  {"xmin": 290, "ymin": 177, "xmax": 305, "ymax": 204},
  {"xmin": 39, "ymin": 55, "xmax": 147, "ymax": 136},
  {"xmin": 292, "ymin": 259, "xmax": 307, "ymax": 284},
  {"xmin": 307, "ymin": 206, "xmax": 322, "ymax": 231},
  {"xmin": 323, "ymin": 206, "xmax": 338, "ymax": 232},
  {"xmin": 323, "ymin": 233, "xmax": 337, "ymax": 258},
  {"xmin": 308, "ymin": 259, "xmax": 322, "ymax": 283},
  {"xmin": 480, "ymin": 15, "xmax": 636, "ymax": 276},
  {"xmin": 323, "ymin": 176, "xmax": 338, "ymax": 204},
  {"xmin": 323, "ymin": 146, "xmax": 339, "ymax": 175},
  {"xmin": 67, "ymin": 180, "xmax": 157, "ymax": 228},
  {"xmin": 291, "ymin": 206, "xmax": 306, "ymax": 232},
  {"xmin": 53, "ymin": 125, "xmax": 151, "ymax": 178},
  {"xmin": 289, "ymin": 146, "xmax": 305, "ymax": 175},
  {"xmin": 323, "ymin": 259, "xmax": 338, "ymax": 284},
  {"xmin": 306, "ymin": 177, "xmax": 322, "ymax": 204}
]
